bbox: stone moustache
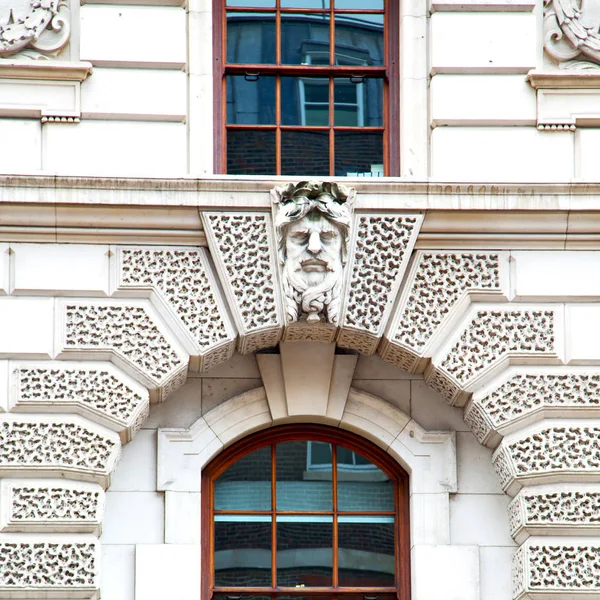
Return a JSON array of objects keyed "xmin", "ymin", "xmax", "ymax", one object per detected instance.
[{"xmin": 271, "ymin": 181, "xmax": 356, "ymax": 325}]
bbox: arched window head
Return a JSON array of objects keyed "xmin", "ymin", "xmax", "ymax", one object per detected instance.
[{"xmin": 201, "ymin": 424, "xmax": 410, "ymax": 600}]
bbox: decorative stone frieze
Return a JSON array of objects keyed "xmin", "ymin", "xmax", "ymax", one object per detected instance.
[
  {"xmin": 0, "ymin": 536, "xmax": 99, "ymax": 597},
  {"xmin": 57, "ymin": 299, "xmax": 188, "ymax": 402},
  {"xmin": 509, "ymin": 485, "xmax": 600, "ymax": 544},
  {"xmin": 113, "ymin": 247, "xmax": 236, "ymax": 372},
  {"xmin": 426, "ymin": 306, "xmax": 560, "ymax": 406},
  {"xmin": 202, "ymin": 212, "xmax": 283, "ymax": 354},
  {"xmin": 493, "ymin": 422, "xmax": 600, "ymax": 496},
  {"xmin": 337, "ymin": 214, "xmax": 423, "ymax": 355},
  {"xmin": 0, "ymin": 415, "xmax": 121, "ymax": 488},
  {"xmin": 0, "ymin": 0, "xmax": 71, "ymax": 59},
  {"xmin": 544, "ymin": 0, "xmax": 600, "ymax": 69},
  {"xmin": 9, "ymin": 361, "xmax": 149, "ymax": 443},
  {"xmin": 0, "ymin": 479, "xmax": 104, "ymax": 535},
  {"xmin": 465, "ymin": 367, "xmax": 600, "ymax": 447},
  {"xmin": 513, "ymin": 538, "xmax": 600, "ymax": 598},
  {"xmin": 380, "ymin": 252, "xmax": 508, "ymax": 373}
]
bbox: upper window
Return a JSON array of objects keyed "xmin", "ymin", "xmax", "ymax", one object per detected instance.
[
  {"xmin": 214, "ymin": 0, "xmax": 398, "ymax": 176},
  {"xmin": 201, "ymin": 425, "xmax": 410, "ymax": 600}
]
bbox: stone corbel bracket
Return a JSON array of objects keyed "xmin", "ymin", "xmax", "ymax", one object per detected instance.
[
  {"xmin": 493, "ymin": 420, "xmax": 600, "ymax": 497},
  {"xmin": 0, "ymin": 478, "xmax": 104, "ymax": 535},
  {"xmin": 509, "ymin": 484, "xmax": 600, "ymax": 545},
  {"xmin": 55, "ymin": 299, "xmax": 189, "ymax": 403},
  {"xmin": 380, "ymin": 251, "xmax": 510, "ymax": 373},
  {"xmin": 0, "ymin": 534, "xmax": 100, "ymax": 599},
  {"xmin": 336, "ymin": 213, "xmax": 423, "ymax": 355},
  {"xmin": 201, "ymin": 212, "xmax": 284, "ymax": 354},
  {"xmin": 425, "ymin": 304, "xmax": 563, "ymax": 407},
  {"xmin": 464, "ymin": 365, "xmax": 600, "ymax": 448},
  {"xmin": 7, "ymin": 360, "xmax": 149, "ymax": 443},
  {"xmin": 513, "ymin": 538, "xmax": 600, "ymax": 599},
  {"xmin": 111, "ymin": 246, "xmax": 237, "ymax": 373},
  {"xmin": 0, "ymin": 414, "xmax": 121, "ymax": 489}
]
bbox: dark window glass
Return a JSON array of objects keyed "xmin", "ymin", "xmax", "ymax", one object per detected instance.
[
  {"xmin": 281, "ymin": 13, "xmax": 331, "ymax": 65},
  {"xmin": 227, "ymin": 13, "xmax": 276, "ymax": 64},
  {"xmin": 334, "ymin": 130, "xmax": 383, "ymax": 177},
  {"xmin": 227, "ymin": 129, "xmax": 276, "ymax": 175},
  {"xmin": 281, "ymin": 130, "xmax": 330, "ymax": 176},
  {"xmin": 227, "ymin": 76, "xmax": 276, "ymax": 125}
]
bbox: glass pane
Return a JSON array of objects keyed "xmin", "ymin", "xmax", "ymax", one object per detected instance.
[
  {"xmin": 338, "ymin": 516, "xmax": 395, "ymax": 587},
  {"xmin": 334, "ymin": 131, "xmax": 383, "ymax": 177},
  {"xmin": 282, "ymin": 13, "xmax": 331, "ymax": 65},
  {"xmin": 227, "ymin": 76, "xmax": 276, "ymax": 125},
  {"xmin": 227, "ymin": 129, "xmax": 276, "ymax": 175},
  {"xmin": 277, "ymin": 516, "xmax": 333, "ymax": 587},
  {"xmin": 281, "ymin": 130, "xmax": 330, "ymax": 176},
  {"xmin": 227, "ymin": 0, "xmax": 275, "ymax": 5},
  {"xmin": 215, "ymin": 446, "xmax": 272, "ymax": 510},
  {"xmin": 282, "ymin": 0, "xmax": 330, "ymax": 6},
  {"xmin": 337, "ymin": 447, "xmax": 394, "ymax": 512},
  {"xmin": 214, "ymin": 516, "xmax": 272, "ymax": 587},
  {"xmin": 334, "ymin": 13, "xmax": 384, "ymax": 66},
  {"xmin": 227, "ymin": 12, "xmax": 276, "ymax": 64},
  {"xmin": 282, "ymin": 77, "xmax": 330, "ymax": 126},
  {"xmin": 335, "ymin": 0, "xmax": 383, "ymax": 8},
  {"xmin": 276, "ymin": 441, "xmax": 332, "ymax": 511},
  {"xmin": 334, "ymin": 78, "xmax": 382, "ymax": 127}
]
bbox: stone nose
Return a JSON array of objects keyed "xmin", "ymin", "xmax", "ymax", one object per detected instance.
[{"xmin": 307, "ymin": 230, "xmax": 322, "ymax": 254}]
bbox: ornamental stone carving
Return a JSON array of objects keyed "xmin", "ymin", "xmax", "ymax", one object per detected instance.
[
  {"xmin": 0, "ymin": 0, "xmax": 71, "ymax": 59},
  {"xmin": 271, "ymin": 181, "xmax": 355, "ymax": 328},
  {"xmin": 514, "ymin": 540, "xmax": 600, "ymax": 598},
  {"xmin": 493, "ymin": 423, "xmax": 600, "ymax": 495},
  {"xmin": 381, "ymin": 252, "xmax": 507, "ymax": 373},
  {"xmin": 544, "ymin": 0, "xmax": 600, "ymax": 69},
  {"xmin": 0, "ymin": 539, "xmax": 98, "ymax": 594},
  {"xmin": 114, "ymin": 247, "xmax": 236, "ymax": 372},
  {"xmin": 509, "ymin": 485, "xmax": 600, "ymax": 543},
  {"xmin": 10, "ymin": 361, "xmax": 149, "ymax": 442},
  {"xmin": 465, "ymin": 369, "xmax": 600, "ymax": 447},
  {"xmin": 0, "ymin": 415, "xmax": 121, "ymax": 488},
  {"xmin": 202, "ymin": 212, "xmax": 283, "ymax": 354},
  {"xmin": 0, "ymin": 480, "xmax": 104, "ymax": 534},
  {"xmin": 426, "ymin": 307, "xmax": 558, "ymax": 406},
  {"xmin": 337, "ymin": 214, "xmax": 422, "ymax": 355}
]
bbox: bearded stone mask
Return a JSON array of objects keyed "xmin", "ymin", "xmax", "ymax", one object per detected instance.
[{"xmin": 271, "ymin": 181, "xmax": 355, "ymax": 325}]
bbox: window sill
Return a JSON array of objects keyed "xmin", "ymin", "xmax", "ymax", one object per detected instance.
[
  {"xmin": 527, "ymin": 69, "xmax": 600, "ymax": 130},
  {"xmin": 0, "ymin": 60, "xmax": 93, "ymax": 121}
]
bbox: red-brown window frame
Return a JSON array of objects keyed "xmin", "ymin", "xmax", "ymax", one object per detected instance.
[
  {"xmin": 201, "ymin": 424, "xmax": 411, "ymax": 600},
  {"xmin": 212, "ymin": 0, "xmax": 400, "ymax": 176}
]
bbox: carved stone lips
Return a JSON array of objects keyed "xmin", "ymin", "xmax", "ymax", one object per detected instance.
[{"xmin": 301, "ymin": 258, "xmax": 329, "ymax": 271}]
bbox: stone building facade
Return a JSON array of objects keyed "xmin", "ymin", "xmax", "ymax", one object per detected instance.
[{"xmin": 1, "ymin": 1, "xmax": 600, "ymax": 599}]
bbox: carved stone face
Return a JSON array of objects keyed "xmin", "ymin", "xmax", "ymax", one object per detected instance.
[{"xmin": 285, "ymin": 211, "xmax": 343, "ymax": 288}]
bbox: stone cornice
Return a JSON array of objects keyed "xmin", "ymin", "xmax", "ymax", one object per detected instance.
[{"xmin": 3, "ymin": 176, "xmax": 600, "ymax": 246}]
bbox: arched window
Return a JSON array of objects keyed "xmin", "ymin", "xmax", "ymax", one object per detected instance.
[
  {"xmin": 213, "ymin": 0, "xmax": 399, "ymax": 176},
  {"xmin": 201, "ymin": 424, "xmax": 410, "ymax": 600}
]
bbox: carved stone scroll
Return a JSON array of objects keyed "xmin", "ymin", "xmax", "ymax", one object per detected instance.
[{"xmin": 202, "ymin": 212, "xmax": 284, "ymax": 354}]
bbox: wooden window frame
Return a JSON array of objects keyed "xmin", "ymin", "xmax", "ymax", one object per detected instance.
[
  {"xmin": 212, "ymin": 1, "xmax": 400, "ymax": 176},
  {"xmin": 201, "ymin": 424, "xmax": 411, "ymax": 600}
]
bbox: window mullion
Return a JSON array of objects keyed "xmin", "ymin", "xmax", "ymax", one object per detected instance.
[
  {"xmin": 271, "ymin": 443, "xmax": 277, "ymax": 588},
  {"xmin": 332, "ymin": 444, "xmax": 338, "ymax": 588}
]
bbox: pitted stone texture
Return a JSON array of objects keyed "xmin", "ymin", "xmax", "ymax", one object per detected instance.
[
  {"xmin": 466, "ymin": 372, "xmax": 600, "ymax": 446},
  {"xmin": 61, "ymin": 301, "xmax": 187, "ymax": 401},
  {"xmin": 513, "ymin": 541, "xmax": 600, "ymax": 598},
  {"xmin": 430, "ymin": 309, "xmax": 556, "ymax": 405},
  {"xmin": 493, "ymin": 425, "xmax": 600, "ymax": 495},
  {"xmin": 1, "ymin": 480, "xmax": 103, "ymax": 534},
  {"xmin": 12, "ymin": 363, "xmax": 149, "ymax": 442},
  {"xmin": 202, "ymin": 213, "xmax": 282, "ymax": 353},
  {"xmin": 116, "ymin": 247, "xmax": 235, "ymax": 371},
  {"xmin": 0, "ymin": 540, "xmax": 98, "ymax": 592},
  {"xmin": 510, "ymin": 487, "xmax": 600, "ymax": 543},
  {"xmin": 382, "ymin": 252, "xmax": 503, "ymax": 371},
  {"xmin": 339, "ymin": 215, "xmax": 422, "ymax": 354},
  {"xmin": 0, "ymin": 417, "xmax": 120, "ymax": 488}
]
